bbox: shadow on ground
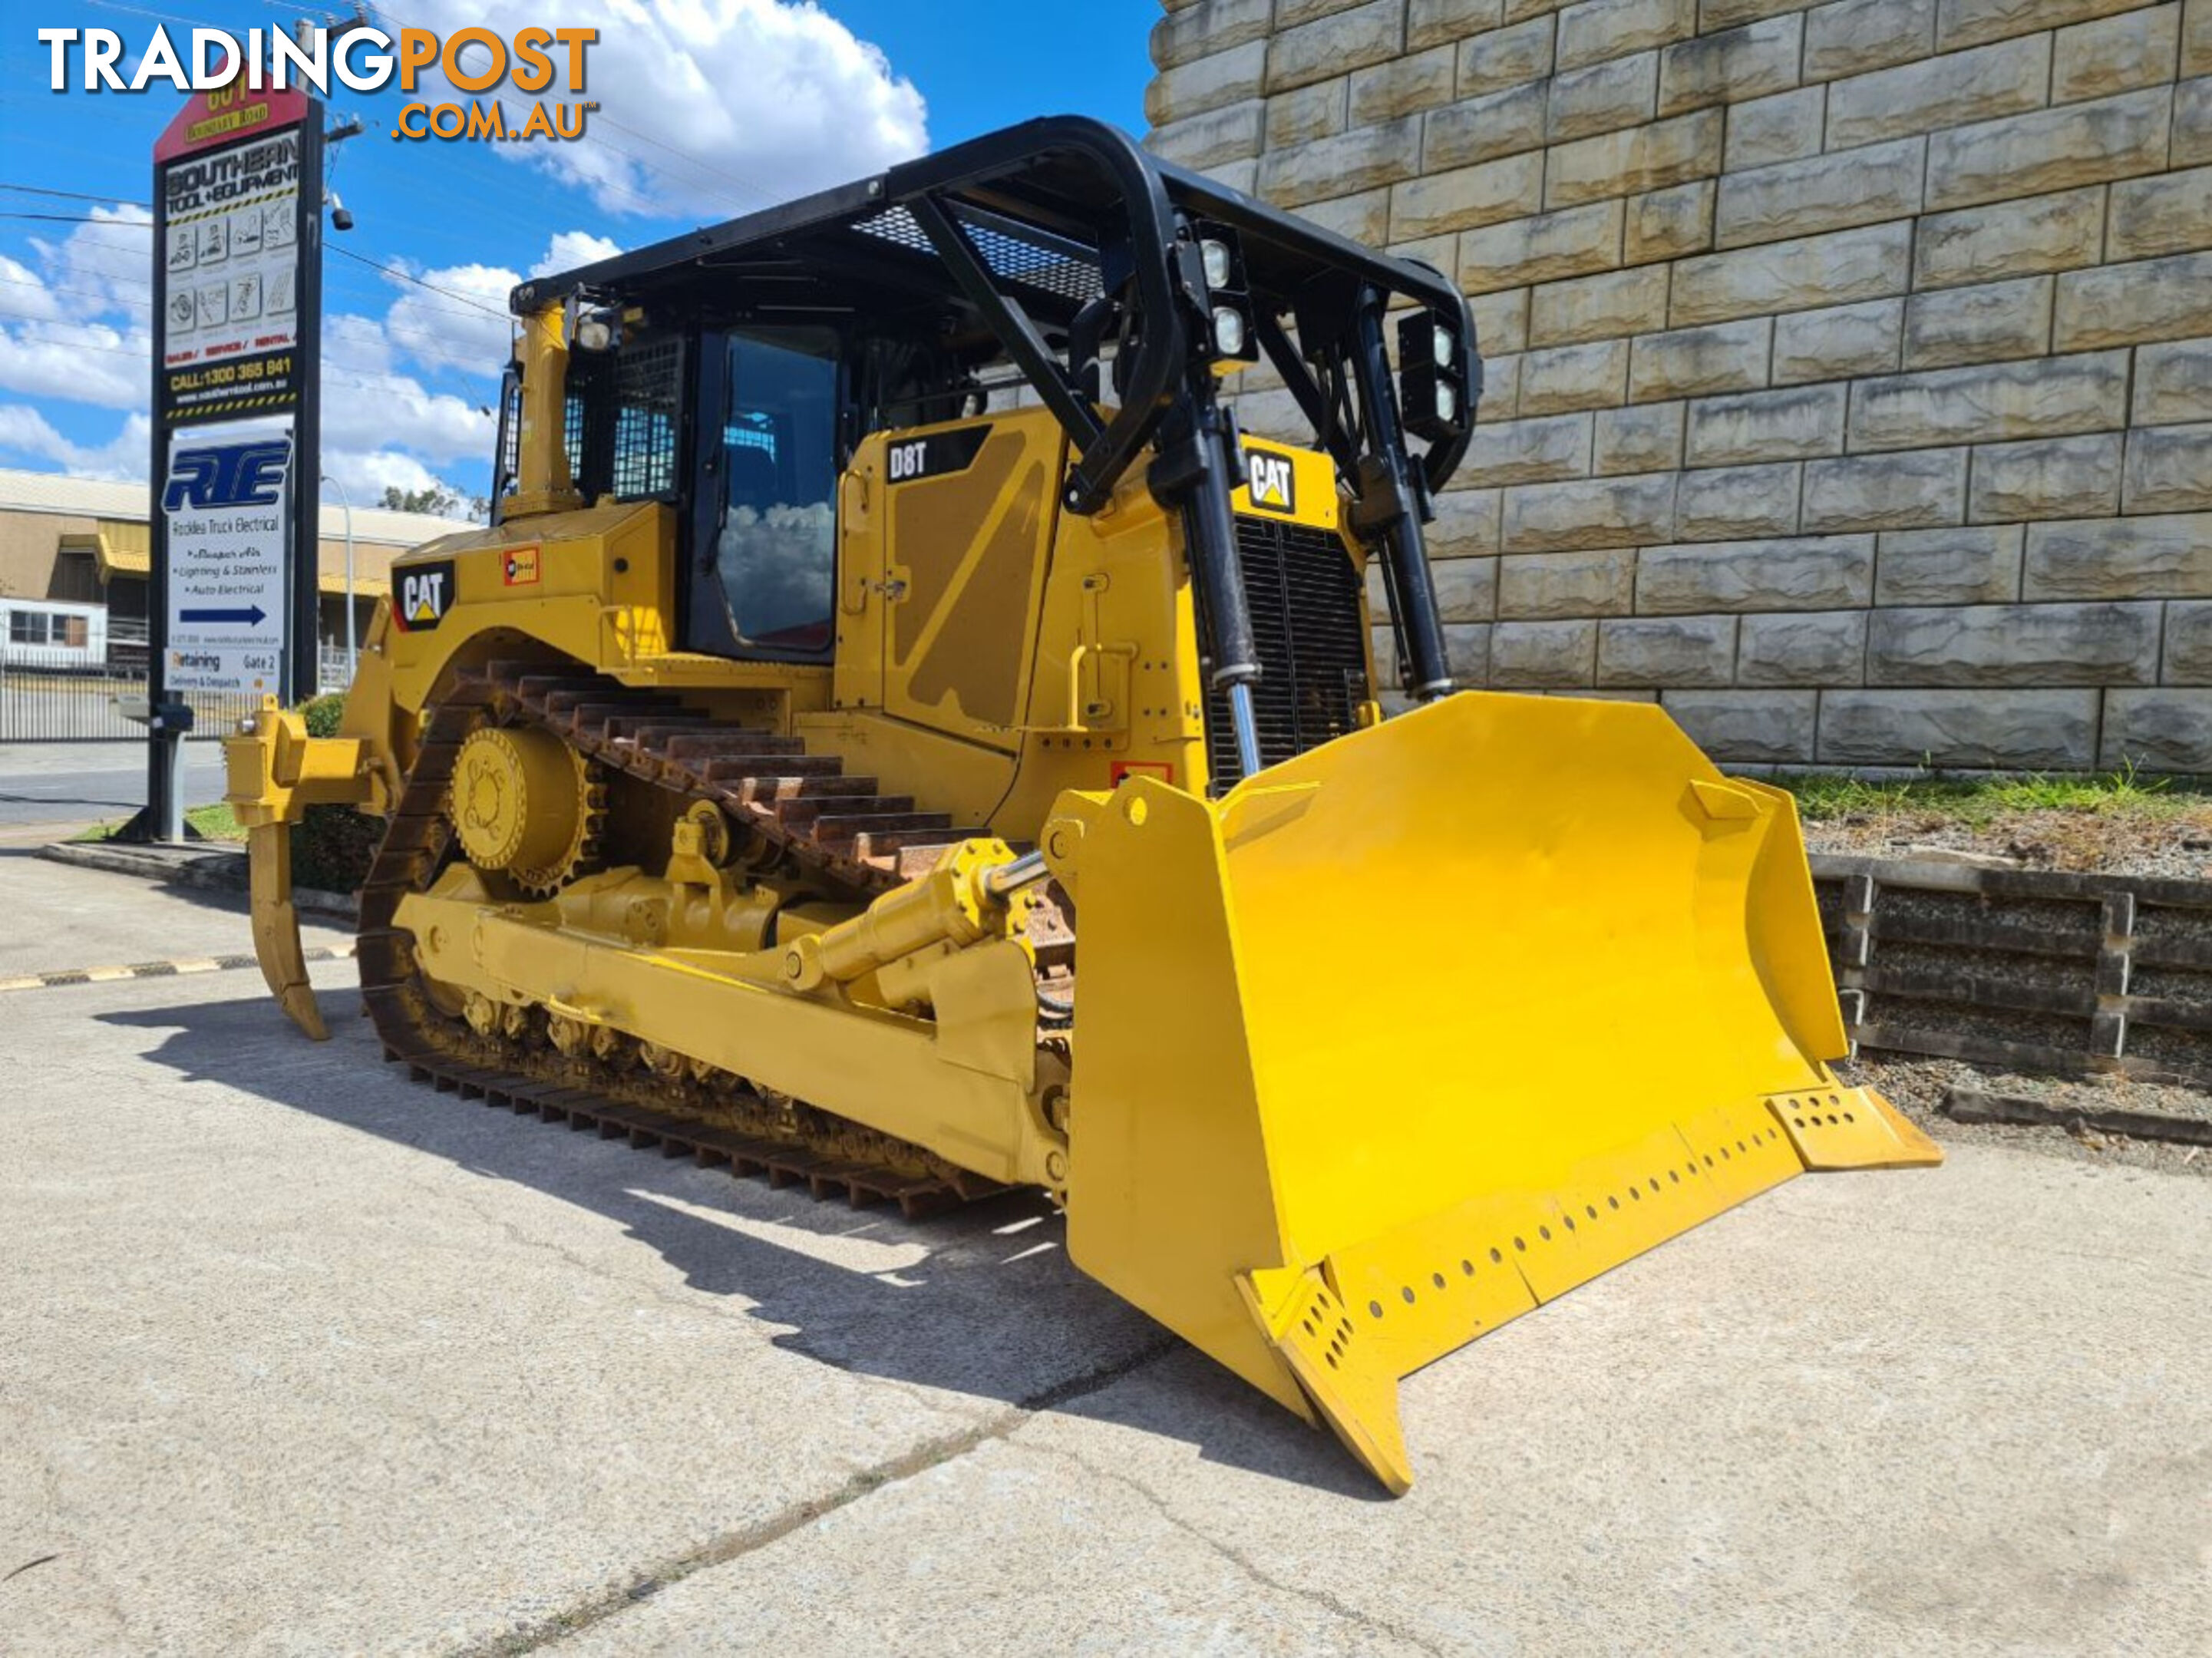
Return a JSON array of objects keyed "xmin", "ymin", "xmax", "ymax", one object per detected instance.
[{"xmin": 103, "ymin": 984, "xmax": 1381, "ymax": 1500}]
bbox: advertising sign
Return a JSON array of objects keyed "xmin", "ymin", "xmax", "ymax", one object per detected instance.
[
  {"xmin": 149, "ymin": 78, "xmax": 321, "ymax": 720},
  {"xmin": 155, "ymin": 85, "xmax": 313, "ymax": 426},
  {"xmin": 159, "ymin": 127, "xmax": 301, "ymax": 421},
  {"xmin": 161, "ymin": 418, "xmax": 293, "ymax": 695}
]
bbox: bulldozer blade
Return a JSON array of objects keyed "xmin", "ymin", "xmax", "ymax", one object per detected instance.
[
  {"xmin": 246, "ymin": 821, "xmax": 327, "ymax": 1041},
  {"xmin": 1055, "ymin": 692, "xmax": 1939, "ymax": 1495}
]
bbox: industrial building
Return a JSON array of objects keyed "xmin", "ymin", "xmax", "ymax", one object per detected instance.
[{"xmin": 0, "ymin": 467, "xmax": 467, "ymax": 678}]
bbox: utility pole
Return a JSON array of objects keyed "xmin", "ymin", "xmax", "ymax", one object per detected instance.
[{"xmin": 322, "ymin": 472, "xmax": 356, "ymax": 685}]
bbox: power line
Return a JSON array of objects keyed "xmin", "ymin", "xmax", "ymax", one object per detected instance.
[
  {"xmin": 3, "ymin": 193, "xmax": 510, "ymax": 325},
  {"xmin": 0, "ymin": 298, "xmax": 502, "ymax": 383},
  {"xmin": 579, "ymin": 117, "xmax": 764, "ymax": 216},
  {"xmin": 0, "ymin": 308, "xmax": 142, "ymax": 342},
  {"xmin": 0, "ymin": 212, "xmax": 150, "ymax": 226},
  {"xmin": 592, "ymin": 112, "xmax": 766, "ymax": 203},
  {"xmin": 0, "ymin": 208, "xmax": 517, "ymax": 335},
  {"xmin": 328, "ymin": 243, "xmax": 507, "ymax": 319},
  {"xmin": 0, "ymin": 279, "xmax": 501, "ymax": 379},
  {"xmin": 0, "ymin": 271, "xmax": 152, "ymax": 307},
  {"xmin": 84, "ymin": 0, "xmax": 233, "ymax": 29},
  {"xmin": 2, "ymin": 246, "xmax": 504, "ymax": 334},
  {"xmin": 0, "ymin": 183, "xmax": 151, "ymax": 210},
  {"xmin": 0, "ymin": 303, "xmax": 499, "ymax": 400}
]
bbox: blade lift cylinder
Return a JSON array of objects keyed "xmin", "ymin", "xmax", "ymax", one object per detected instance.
[{"xmin": 1348, "ymin": 288, "xmax": 1454, "ymax": 704}]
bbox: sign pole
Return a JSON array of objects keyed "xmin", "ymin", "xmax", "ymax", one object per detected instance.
[
  {"xmin": 121, "ymin": 76, "xmax": 322, "ymax": 843},
  {"xmin": 289, "ymin": 114, "xmax": 324, "ymax": 707},
  {"xmin": 144, "ymin": 125, "xmax": 177, "ymax": 844}
]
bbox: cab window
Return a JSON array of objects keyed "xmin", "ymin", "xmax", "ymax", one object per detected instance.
[{"xmin": 715, "ymin": 327, "xmax": 839, "ymax": 656}]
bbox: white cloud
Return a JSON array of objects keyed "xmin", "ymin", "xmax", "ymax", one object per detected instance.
[
  {"xmin": 36, "ymin": 203, "xmax": 155, "ymax": 315},
  {"xmin": 0, "ymin": 396, "xmax": 480, "ymax": 504},
  {"xmin": 0, "ymin": 213, "xmax": 628, "ymax": 496},
  {"xmin": 404, "ymin": 0, "xmax": 928, "ymax": 219},
  {"xmin": 0, "ymin": 255, "xmax": 64, "ymax": 322},
  {"xmin": 0, "ymin": 316, "xmax": 150, "ymax": 411},
  {"xmin": 0, "ymin": 405, "xmax": 154, "ymax": 481},
  {"xmin": 321, "ymin": 446, "xmax": 476, "ymax": 512},
  {"xmin": 531, "ymin": 231, "xmax": 622, "ymax": 278},
  {"xmin": 0, "ymin": 206, "xmax": 154, "ymax": 411},
  {"xmin": 373, "ymin": 230, "xmax": 620, "ymax": 384},
  {"xmin": 381, "ymin": 267, "xmax": 516, "ymax": 380},
  {"xmin": 319, "ymin": 353, "xmax": 497, "ymax": 465},
  {"xmin": 324, "ymin": 311, "xmax": 398, "ymax": 378}
]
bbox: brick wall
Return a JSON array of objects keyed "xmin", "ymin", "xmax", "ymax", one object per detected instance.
[{"xmin": 1146, "ymin": 0, "xmax": 2212, "ymax": 770}]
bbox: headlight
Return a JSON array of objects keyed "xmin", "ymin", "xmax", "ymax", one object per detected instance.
[
  {"xmin": 1200, "ymin": 238, "xmax": 1234, "ymax": 291},
  {"xmin": 1213, "ymin": 306, "xmax": 1248, "ymax": 358},
  {"xmin": 1396, "ymin": 307, "xmax": 1472, "ymax": 440},
  {"xmin": 574, "ymin": 315, "xmax": 616, "ymax": 352}
]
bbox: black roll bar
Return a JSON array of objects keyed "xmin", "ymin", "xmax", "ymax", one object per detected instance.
[{"xmin": 516, "ymin": 114, "xmax": 1477, "ymax": 732}]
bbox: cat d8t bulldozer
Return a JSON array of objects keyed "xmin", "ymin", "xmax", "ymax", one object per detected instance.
[{"xmin": 226, "ymin": 117, "xmax": 1937, "ymax": 1493}]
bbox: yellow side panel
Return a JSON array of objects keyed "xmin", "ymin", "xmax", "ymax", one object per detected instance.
[
  {"xmin": 368, "ymin": 500, "xmax": 829, "ymax": 742},
  {"xmin": 863, "ymin": 410, "xmax": 1065, "ymax": 751},
  {"xmin": 381, "ymin": 501, "xmax": 675, "ymax": 690}
]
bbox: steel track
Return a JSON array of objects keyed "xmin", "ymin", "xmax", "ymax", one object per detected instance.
[{"xmin": 351, "ymin": 660, "xmax": 1065, "ymax": 1216}]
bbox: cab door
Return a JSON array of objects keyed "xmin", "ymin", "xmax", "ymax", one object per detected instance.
[
  {"xmin": 688, "ymin": 325, "xmax": 843, "ymax": 665},
  {"xmin": 860, "ymin": 409, "xmax": 1065, "ymax": 751}
]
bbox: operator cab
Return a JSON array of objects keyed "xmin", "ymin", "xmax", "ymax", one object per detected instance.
[{"xmin": 497, "ymin": 117, "xmax": 1482, "ymax": 780}]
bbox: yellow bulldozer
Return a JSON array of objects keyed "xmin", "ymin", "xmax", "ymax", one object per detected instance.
[{"xmin": 226, "ymin": 117, "xmax": 1937, "ymax": 1493}]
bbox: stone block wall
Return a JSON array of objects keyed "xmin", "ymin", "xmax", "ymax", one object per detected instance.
[{"xmin": 1147, "ymin": 0, "xmax": 2212, "ymax": 769}]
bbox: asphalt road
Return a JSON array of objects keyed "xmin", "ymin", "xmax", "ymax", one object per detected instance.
[
  {"xmin": 2, "ymin": 865, "xmax": 2207, "ymax": 1656},
  {"xmin": 0, "ymin": 741, "xmax": 226, "ymax": 827}
]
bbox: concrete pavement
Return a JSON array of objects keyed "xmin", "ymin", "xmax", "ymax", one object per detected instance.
[
  {"xmin": 0, "ymin": 741, "xmax": 226, "ymax": 827},
  {"xmin": 0, "ymin": 834, "xmax": 352, "ymax": 977},
  {"xmin": 1, "ymin": 867, "xmax": 2207, "ymax": 1656}
]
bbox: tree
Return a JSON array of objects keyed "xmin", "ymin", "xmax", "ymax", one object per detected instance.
[{"xmin": 378, "ymin": 484, "xmax": 463, "ymax": 517}]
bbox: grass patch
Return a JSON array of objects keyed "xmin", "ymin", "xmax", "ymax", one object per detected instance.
[
  {"xmin": 1779, "ymin": 767, "xmax": 2212, "ymax": 827},
  {"xmin": 71, "ymin": 803, "xmax": 248, "ymax": 844}
]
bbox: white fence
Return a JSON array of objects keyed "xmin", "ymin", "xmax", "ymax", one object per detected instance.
[{"xmin": 0, "ymin": 632, "xmax": 354, "ymax": 743}]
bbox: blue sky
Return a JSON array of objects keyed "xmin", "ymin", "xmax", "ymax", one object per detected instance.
[{"xmin": 0, "ymin": 0, "xmax": 1158, "ymax": 507}]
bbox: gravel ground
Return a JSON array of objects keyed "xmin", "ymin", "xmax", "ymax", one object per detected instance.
[
  {"xmin": 1841, "ymin": 1052, "xmax": 2212, "ymax": 1179},
  {"xmin": 1804, "ymin": 804, "xmax": 2212, "ymax": 879}
]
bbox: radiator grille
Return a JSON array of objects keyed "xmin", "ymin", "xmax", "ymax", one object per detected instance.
[{"xmin": 1204, "ymin": 516, "xmax": 1370, "ymax": 788}]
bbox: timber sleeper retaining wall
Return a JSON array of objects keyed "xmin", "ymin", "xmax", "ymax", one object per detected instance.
[{"xmin": 1811, "ymin": 851, "xmax": 2212, "ymax": 1084}]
